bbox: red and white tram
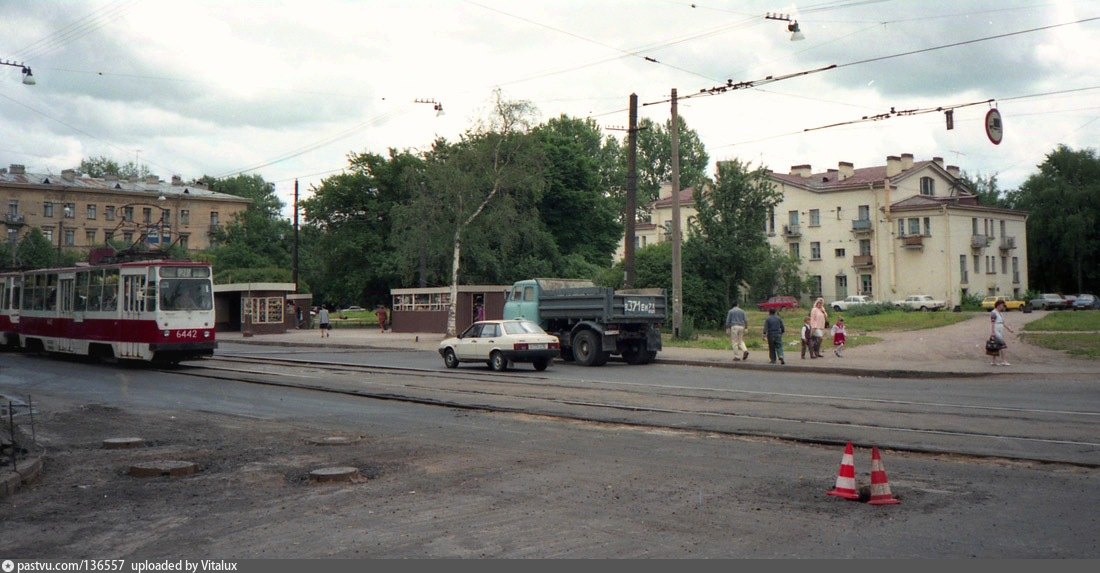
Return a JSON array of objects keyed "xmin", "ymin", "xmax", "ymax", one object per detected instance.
[
  {"xmin": 10, "ymin": 259, "xmax": 216, "ymax": 363},
  {"xmin": 1, "ymin": 270, "xmax": 21, "ymax": 347}
]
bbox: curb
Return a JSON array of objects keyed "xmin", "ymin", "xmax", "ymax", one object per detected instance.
[{"xmin": 0, "ymin": 454, "xmax": 44, "ymax": 499}]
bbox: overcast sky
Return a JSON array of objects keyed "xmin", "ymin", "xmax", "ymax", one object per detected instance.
[{"xmin": 2, "ymin": 0, "xmax": 1098, "ymax": 218}]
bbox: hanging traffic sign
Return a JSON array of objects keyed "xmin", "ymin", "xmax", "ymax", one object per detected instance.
[{"xmin": 985, "ymin": 108, "xmax": 1003, "ymax": 145}]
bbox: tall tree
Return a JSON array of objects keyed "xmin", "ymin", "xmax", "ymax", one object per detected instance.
[
  {"xmin": 690, "ymin": 159, "xmax": 783, "ymax": 306},
  {"xmin": 77, "ymin": 155, "xmax": 151, "ymax": 179},
  {"xmin": 963, "ymin": 171, "xmax": 1011, "ymax": 208},
  {"xmin": 202, "ymin": 174, "xmax": 293, "ymax": 280},
  {"xmin": 1007, "ymin": 145, "xmax": 1100, "ymax": 293},
  {"xmin": 634, "ymin": 116, "xmax": 710, "ymax": 212}
]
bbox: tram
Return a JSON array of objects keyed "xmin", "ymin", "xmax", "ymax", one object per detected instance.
[
  {"xmin": 1, "ymin": 271, "xmax": 20, "ymax": 347},
  {"xmin": 10, "ymin": 259, "xmax": 216, "ymax": 363}
]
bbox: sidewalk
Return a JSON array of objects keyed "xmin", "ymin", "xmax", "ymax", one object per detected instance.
[{"xmin": 217, "ymin": 313, "xmax": 1100, "ymax": 378}]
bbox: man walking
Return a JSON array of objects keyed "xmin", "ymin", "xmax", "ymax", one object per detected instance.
[
  {"xmin": 724, "ymin": 300, "xmax": 749, "ymax": 361},
  {"xmin": 762, "ymin": 308, "xmax": 786, "ymax": 365}
]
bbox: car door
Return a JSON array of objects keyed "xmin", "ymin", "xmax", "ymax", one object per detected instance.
[
  {"xmin": 474, "ymin": 322, "xmax": 501, "ymax": 361},
  {"xmin": 454, "ymin": 323, "xmax": 483, "ymax": 360}
]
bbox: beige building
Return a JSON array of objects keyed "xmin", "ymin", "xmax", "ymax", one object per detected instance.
[
  {"xmin": 2, "ymin": 164, "xmax": 250, "ymax": 260},
  {"xmin": 614, "ymin": 184, "xmax": 701, "ymax": 261},
  {"xmin": 766, "ymin": 153, "xmax": 1028, "ymax": 306}
]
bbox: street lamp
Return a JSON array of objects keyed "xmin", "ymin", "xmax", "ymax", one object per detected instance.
[
  {"xmin": 414, "ymin": 98, "xmax": 444, "ymax": 117},
  {"xmin": 764, "ymin": 13, "xmax": 804, "ymax": 41},
  {"xmin": 1, "ymin": 59, "xmax": 36, "ymax": 85}
]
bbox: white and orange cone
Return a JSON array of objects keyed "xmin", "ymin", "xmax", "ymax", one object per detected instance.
[
  {"xmin": 826, "ymin": 441, "xmax": 860, "ymax": 500},
  {"xmin": 867, "ymin": 446, "xmax": 900, "ymax": 505}
]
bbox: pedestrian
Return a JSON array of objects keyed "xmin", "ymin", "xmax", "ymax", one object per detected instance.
[
  {"xmin": 831, "ymin": 317, "xmax": 847, "ymax": 357},
  {"xmin": 762, "ymin": 308, "xmax": 786, "ymax": 364},
  {"xmin": 989, "ymin": 299, "xmax": 1014, "ymax": 366},
  {"xmin": 475, "ymin": 303, "xmax": 485, "ymax": 322},
  {"xmin": 800, "ymin": 316, "xmax": 812, "ymax": 359},
  {"xmin": 724, "ymin": 300, "xmax": 749, "ymax": 361},
  {"xmin": 318, "ymin": 305, "xmax": 331, "ymax": 338},
  {"xmin": 375, "ymin": 304, "xmax": 389, "ymax": 333},
  {"xmin": 809, "ymin": 297, "xmax": 829, "ymax": 358}
]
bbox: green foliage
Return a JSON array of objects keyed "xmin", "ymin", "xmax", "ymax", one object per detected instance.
[
  {"xmin": 1007, "ymin": 145, "xmax": 1100, "ymax": 293},
  {"xmin": 962, "ymin": 171, "xmax": 1011, "ymax": 208},
  {"xmin": 842, "ymin": 302, "xmax": 893, "ymax": 317},
  {"xmin": 202, "ymin": 174, "xmax": 294, "ymax": 288},
  {"xmin": 13, "ymin": 228, "xmax": 56, "ymax": 269},
  {"xmin": 633, "ymin": 116, "xmax": 710, "ymax": 208},
  {"xmin": 959, "ymin": 290, "xmax": 984, "ymax": 311},
  {"xmin": 1021, "ymin": 310, "xmax": 1100, "ymax": 332},
  {"xmin": 215, "ymin": 267, "xmax": 295, "ymax": 284},
  {"xmin": 77, "ymin": 155, "xmax": 151, "ymax": 179}
]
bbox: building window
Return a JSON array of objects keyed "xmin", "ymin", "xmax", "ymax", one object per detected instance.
[
  {"xmin": 85, "ymin": 230, "xmax": 96, "ymax": 244},
  {"xmin": 860, "ymin": 274, "xmax": 873, "ymax": 296},
  {"xmin": 105, "ymin": 231, "xmax": 114, "ymax": 243},
  {"xmin": 210, "ymin": 212, "xmax": 220, "ymax": 227},
  {"xmin": 858, "ymin": 205, "xmax": 870, "ymax": 221},
  {"xmin": 44, "ymin": 202, "xmax": 54, "ymax": 218},
  {"xmin": 1001, "ymin": 256, "xmax": 1007, "ymax": 274},
  {"xmin": 7, "ymin": 200, "xmax": 18, "ymax": 217},
  {"xmin": 179, "ymin": 234, "xmax": 189, "ymax": 250},
  {"xmin": 908, "ymin": 218, "xmax": 920, "ymax": 236},
  {"xmin": 960, "ymin": 255, "xmax": 968, "ymax": 283},
  {"xmin": 180, "ymin": 209, "xmax": 190, "ymax": 225},
  {"xmin": 43, "ymin": 228, "xmax": 54, "ymax": 242},
  {"xmin": 973, "ymin": 255, "xmax": 979, "ymax": 273},
  {"xmin": 142, "ymin": 207, "xmax": 152, "ymax": 224},
  {"xmin": 923, "ymin": 217, "xmax": 931, "ymax": 236},
  {"xmin": 920, "ymin": 176, "xmax": 935, "ymax": 196},
  {"xmin": 835, "ymin": 248, "xmax": 846, "ymax": 258},
  {"xmin": 835, "ymin": 275, "xmax": 847, "ymax": 298},
  {"xmin": 64, "ymin": 203, "xmax": 75, "ymax": 218},
  {"xmin": 105, "ymin": 206, "xmax": 115, "ymax": 221},
  {"xmin": 64, "ymin": 228, "xmax": 75, "ymax": 246},
  {"xmin": 85, "ymin": 205, "xmax": 96, "ymax": 219},
  {"xmin": 972, "ymin": 218, "xmax": 978, "ymax": 235},
  {"xmin": 1012, "ymin": 257, "xmax": 1020, "ymax": 283},
  {"xmin": 809, "ymin": 209, "xmax": 820, "ymax": 227},
  {"xmin": 788, "ymin": 210, "xmax": 799, "ymax": 226},
  {"xmin": 244, "ymin": 296, "xmax": 285, "ymax": 325},
  {"xmin": 810, "ymin": 242, "xmax": 821, "ymax": 260},
  {"xmin": 810, "ymin": 276, "xmax": 822, "ymax": 298},
  {"xmin": 123, "ymin": 206, "xmax": 134, "ymax": 222},
  {"xmin": 789, "ymin": 242, "xmax": 800, "ymax": 259},
  {"xmin": 859, "ymin": 239, "xmax": 871, "ymax": 256},
  {"xmin": 897, "ymin": 219, "xmax": 905, "ymax": 236},
  {"xmin": 766, "ymin": 208, "xmax": 775, "ymax": 235},
  {"xmin": 123, "ymin": 232, "xmax": 133, "ymax": 243}
]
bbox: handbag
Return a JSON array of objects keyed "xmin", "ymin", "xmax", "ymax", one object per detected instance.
[{"xmin": 985, "ymin": 336, "xmax": 1003, "ymax": 353}]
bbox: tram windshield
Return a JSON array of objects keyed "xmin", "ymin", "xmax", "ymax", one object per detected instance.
[{"xmin": 159, "ymin": 267, "xmax": 212, "ymax": 311}]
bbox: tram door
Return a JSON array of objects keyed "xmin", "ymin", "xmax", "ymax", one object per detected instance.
[
  {"xmin": 56, "ymin": 276, "xmax": 75, "ymax": 353},
  {"xmin": 120, "ymin": 273, "xmax": 147, "ymax": 358}
]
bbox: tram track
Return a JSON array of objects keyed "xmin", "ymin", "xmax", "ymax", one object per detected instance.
[{"xmin": 164, "ymin": 354, "xmax": 1100, "ymax": 468}]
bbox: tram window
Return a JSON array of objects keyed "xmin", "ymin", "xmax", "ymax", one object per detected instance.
[
  {"xmin": 75, "ymin": 272, "xmax": 89, "ymax": 311},
  {"xmin": 103, "ymin": 270, "xmax": 119, "ymax": 311}
]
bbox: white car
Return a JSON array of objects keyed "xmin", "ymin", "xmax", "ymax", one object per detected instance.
[
  {"xmin": 830, "ymin": 295, "xmax": 874, "ymax": 311},
  {"xmin": 438, "ymin": 319, "xmax": 561, "ymax": 372},
  {"xmin": 891, "ymin": 295, "xmax": 946, "ymax": 311}
]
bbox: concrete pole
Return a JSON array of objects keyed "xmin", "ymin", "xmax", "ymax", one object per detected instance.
[
  {"xmin": 670, "ymin": 88, "xmax": 682, "ymax": 337},
  {"xmin": 624, "ymin": 93, "xmax": 638, "ymax": 289}
]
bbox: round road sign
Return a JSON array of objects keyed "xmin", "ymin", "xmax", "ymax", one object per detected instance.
[{"xmin": 985, "ymin": 108, "xmax": 1003, "ymax": 145}]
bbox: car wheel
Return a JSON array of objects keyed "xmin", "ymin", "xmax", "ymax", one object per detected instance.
[
  {"xmin": 489, "ymin": 350, "xmax": 508, "ymax": 372},
  {"xmin": 532, "ymin": 357, "xmax": 550, "ymax": 371},
  {"xmin": 442, "ymin": 348, "xmax": 459, "ymax": 369},
  {"xmin": 833, "ymin": 305, "xmax": 842, "ymax": 311},
  {"xmin": 572, "ymin": 330, "xmax": 602, "ymax": 366}
]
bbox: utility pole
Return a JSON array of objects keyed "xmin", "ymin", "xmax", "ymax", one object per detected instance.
[
  {"xmin": 624, "ymin": 93, "xmax": 638, "ymax": 288},
  {"xmin": 293, "ymin": 179, "xmax": 299, "ymax": 292},
  {"xmin": 670, "ymin": 88, "xmax": 683, "ymax": 338}
]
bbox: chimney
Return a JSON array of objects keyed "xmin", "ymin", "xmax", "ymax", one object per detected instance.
[
  {"xmin": 900, "ymin": 153, "xmax": 914, "ymax": 170},
  {"xmin": 171, "ymin": 175, "xmax": 183, "ymax": 186},
  {"xmin": 145, "ymin": 175, "xmax": 160, "ymax": 184},
  {"xmin": 9, "ymin": 164, "xmax": 26, "ymax": 175},
  {"xmin": 658, "ymin": 181, "xmax": 673, "ymax": 199},
  {"xmin": 838, "ymin": 161, "xmax": 854, "ymax": 180},
  {"xmin": 62, "ymin": 169, "xmax": 77, "ymax": 182},
  {"xmin": 789, "ymin": 164, "xmax": 812, "ymax": 178},
  {"xmin": 885, "ymin": 155, "xmax": 902, "ymax": 177},
  {"xmin": 932, "ymin": 156, "xmax": 944, "ymax": 167},
  {"xmin": 946, "ymin": 165, "xmax": 960, "ymax": 177}
]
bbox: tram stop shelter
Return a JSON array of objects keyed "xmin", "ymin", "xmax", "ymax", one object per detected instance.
[
  {"xmin": 390, "ymin": 285, "xmax": 510, "ymax": 334},
  {"xmin": 213, "ymin": 282, "xmax": 300, "ymax": 335}
]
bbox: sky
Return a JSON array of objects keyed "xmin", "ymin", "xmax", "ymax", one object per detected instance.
[{"xmin": 2, "ymin": 0, "xmax": 1098, "ymax": 219}]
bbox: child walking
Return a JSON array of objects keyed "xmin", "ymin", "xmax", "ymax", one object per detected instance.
[
  {"xmin": 800, "ymin": 316, "xmax": 812, "ymax": 359},
  {"xmin": 831, "ymin": 317, "xmax": 847, "ymax": 357}
]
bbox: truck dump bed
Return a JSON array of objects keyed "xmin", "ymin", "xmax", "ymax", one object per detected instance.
[{"xmin": 538, "ymin": 285, "xmax": 666, "ymax": 323}]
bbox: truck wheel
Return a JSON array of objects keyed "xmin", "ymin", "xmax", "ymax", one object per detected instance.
[
  {"xmin": 572, "ymin": 330, "xmax": 602, "ymax": 366},
  {"xmin": 532, "ymin": 357, "xmax": 551, "ymax": 371},
  {"xmin": 622, "ymin": 343, "xmax": 648, "ymax": 365},
  {"xmin": 489, "ymin": 350, "xmax": 508, "ymax": 372},
  {"xmin": 442, "ymin": 348, "xmax": 459, "ymax": 369}
]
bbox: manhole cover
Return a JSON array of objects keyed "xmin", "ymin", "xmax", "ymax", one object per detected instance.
[
  {"xmin": 128, "ymin": 460, "xmax": 199, "ymax": 478},
  {"xmin": 308, "ymin": 436, "xmax": 361, "ymax": 446},
  {"xmin": 309, "ymin": 466, "xmax": 360, "ymax": 483},
  {"xmin": 103, "ymin": 437, "xmax": 146, "ymax": 449}
]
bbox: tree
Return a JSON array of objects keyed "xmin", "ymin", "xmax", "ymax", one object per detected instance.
[
  {"xmin": 963, "ymin": 171, "xmax": 1011, "ymax": 208},
  {"xmin": 689, "ymin": 158, "xmax": 783, "ymax": 308},
  {"xmin": 634, "ymin": 116, "xmax": 710, "ymax": 211},
  {"xmin": 1007, "ymin": 145, "xmax": 1100, "ymax": 293},
  {"xmin": 12, "ymin": 228, "xmax": 57, "ymax": 269},
  {"xmin": 202, "ymin": 174, "xmax": 292, "ymax": 282},
  {"xmin": 77, "ymin": 156, "xmax": 151, "ymax": 179}
]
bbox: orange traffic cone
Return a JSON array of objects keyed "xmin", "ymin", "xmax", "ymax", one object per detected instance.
[
  {"xmin": 826, "ymin": 441, "xmax": 860, "ymax": 500},
  {"xmin": 867, "ymin": 446, "xmax": 900, "ymax": 505}
]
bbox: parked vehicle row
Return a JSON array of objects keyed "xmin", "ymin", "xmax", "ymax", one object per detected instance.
[
  {"xmin": 756, "ymin": 295, "xmax": 800, "ymax": 311},
  {"xmin": 830, "ymin": 295, "xmax": 875, "ymax": 311},
  {"xmin": 891, "ymin": 295, "xmax": 947, "ymax": 311},
  {"xmin": 1029, "ymin": 293, "xmax": 1071, "ymax": 311},
  {"xmin": 980, "ymin": 296, "xmax": 1028, "ymax": 311}
]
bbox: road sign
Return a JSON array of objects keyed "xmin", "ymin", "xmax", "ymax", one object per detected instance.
[{"xmin": 985, "ymin": 108, "xmax": 1003, "ymax": 145}]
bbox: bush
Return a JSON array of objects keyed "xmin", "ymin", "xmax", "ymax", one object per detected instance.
[
  {"xmin": 844, "ymin": 302, "xmax": 892, "ymax": 317},
  {"xmin": 959, "ymin": 291, "xmax": 984, "ymax": 311}
]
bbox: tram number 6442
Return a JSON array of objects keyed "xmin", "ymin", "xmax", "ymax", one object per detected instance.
[{"xmin": 173, "ymin": 329, "xmax": 200, "ymax": 339}]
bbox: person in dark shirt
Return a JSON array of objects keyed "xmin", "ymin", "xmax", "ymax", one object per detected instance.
[{"xmin": 762, "ymin": 308, "xmax": 786, "ymax": 365}]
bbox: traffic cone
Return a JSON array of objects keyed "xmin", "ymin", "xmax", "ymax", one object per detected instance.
[
  {"xmin": 867, "ymin": 446, "xmax": 900, "ymax": 505},
  {"xmin": 826, "ymin": 441, "xmax": 860, "ymax": 500}
]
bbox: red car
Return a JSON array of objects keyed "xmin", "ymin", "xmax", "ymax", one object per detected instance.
[{"xmin": 757, "ymin": 295, "xmax": 800, "ymax": 311}]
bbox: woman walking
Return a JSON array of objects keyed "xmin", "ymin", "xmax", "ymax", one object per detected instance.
[
  {"xmin": 990, "ymin": 299, "xmax": 1014, "ymax": 366},
  {"xmin": 809, "ymin": 297, "xmax": 829, "ymax": 358}
]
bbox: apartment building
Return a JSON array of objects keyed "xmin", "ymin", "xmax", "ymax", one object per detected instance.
[
  {"xmin": 2, "ymin": 164, "xmax": 250, "ymax": 260},
  {"xmin": 766, "ymin": 154, "xmax": 1028, "ymax": 306}
]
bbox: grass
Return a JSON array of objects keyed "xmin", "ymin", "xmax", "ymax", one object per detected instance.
[
  {"xmin": 1017, "ymin": 311, "xmax": 1100, "ymax": 358},
  {"xmin": 1021, "ymin": 311, "xmax": 1100, "ymax": 332},
  {"xmin": 1018, "ymin": 333, "xmax": 1100, "ymax": 358}
]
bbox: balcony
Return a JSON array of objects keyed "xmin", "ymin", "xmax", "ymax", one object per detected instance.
[
  {"xmin": 901, "ymin": 235, "xmax": 924, "ymax": 248},
  {"xmin": 999, "ymin": 236, "xmax": 1016, "ymax": 251},
  {"xmin": 782, "ymin": 224, "xmax": 801, "ymax": 238},
  {"xmin": 971, "ymin": 234, "xmax": 991, "ymax": 249},
  {"xmin": 853, "ymin": 254, "xmax": 874, "ymax": 268},
  {"xmin": 4, "ymin": 213, "xmax": 25, "ymax": 226},
  {"xmin": 851, "ymin": 218, "xmax": 873, "ymax": 234}
]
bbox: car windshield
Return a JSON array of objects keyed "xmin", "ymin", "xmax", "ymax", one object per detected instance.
[{"xmin": 503, "ymin": 320, "xmax": 546, "ymax": 335}]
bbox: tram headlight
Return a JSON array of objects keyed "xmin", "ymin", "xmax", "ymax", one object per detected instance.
[
  {"xmin": 163, "ymin": 330, "xmax": 170, "ymax": 337},
  {"xmin": 203, "ymin": 330, "xmax": 210, "ymax": 338}
]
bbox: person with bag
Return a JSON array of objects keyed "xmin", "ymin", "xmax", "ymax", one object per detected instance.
[
  {"xmin": 989, "ymin": 299, "xmax": 1014, "ymax": 366},
  {"xmin": 809, "ymin": 297, "xmax": 828, "ymax": 358}
]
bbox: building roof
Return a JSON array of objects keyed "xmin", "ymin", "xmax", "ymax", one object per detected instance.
[
  {"xmin": 0, "ymin": 164, "xmax": 249, "ymax": 203},
  {"xmin": 769, "ymin": 161, "xmax": 948, "ymax": 191},
  {"xmin": 650, "ymin": 186, "xmax": 698, "ymax": 208}
]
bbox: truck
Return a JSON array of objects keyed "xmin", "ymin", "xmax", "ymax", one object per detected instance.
[{"xmin": 502, "ymin": 278, "xmax": 666, "ymax": 366}]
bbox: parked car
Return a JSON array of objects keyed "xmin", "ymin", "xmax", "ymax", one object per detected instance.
[
  {"xmin": 830, "ymin": 295, "xmax": 874, "ymax": 312},
  {"xmin": 1072, "ymin": 294, "xmax": 1099, "ymax": 310},
  {"xmin": 980, "ymin": 296, "xmax": 1027, "ymax": 311},
  {"xmin": 342, "ymin": 305, "xmax": 365, "ymax": 312},
  {"xmin": 438, "ymin": 319, "xmax": 561, "ymax": 372},
  {"xmin": 757, "ymin": 295, "xmax": 800, "ymax": 311},
  {"xmin": 891, "ymin": 295, "xmax": 946, "ymax": 311},
  {"xmin": 1029, "ymin": 293, "xmax": 1069, "ymax": 311}
]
